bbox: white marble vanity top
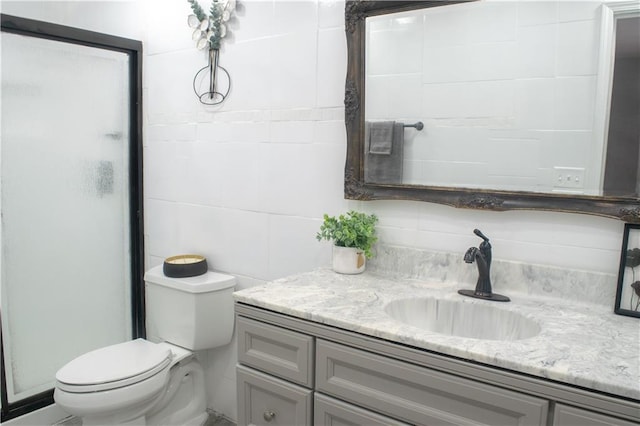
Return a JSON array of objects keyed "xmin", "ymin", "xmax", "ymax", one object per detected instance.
[{"xmin": 234, "ymin": 268, "xmax": 640, "ymax": 401}]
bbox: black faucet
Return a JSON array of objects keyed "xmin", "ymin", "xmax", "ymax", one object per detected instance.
[{"xmin": 458, "ymin": 229, "xmax": 510, "ymax": 302}]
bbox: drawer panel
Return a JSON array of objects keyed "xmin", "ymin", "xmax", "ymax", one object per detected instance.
[
  {"xmin": 316, "ymin": 339, "xmax": 548, "ymax": 426},
  {"xmin": 553, "ymin": 404, "xmax": 639, "ymax": 426},
  {"xmin": 237, "ymin": 365, "xmax": 312, "ymax": 426},
  {"xmin": 237, "ymin": 316, "xmax": 314, "ymax": 387},
  {"xmin": 315, "ymin": 392, "xmax": 410, "ymax": 426}
]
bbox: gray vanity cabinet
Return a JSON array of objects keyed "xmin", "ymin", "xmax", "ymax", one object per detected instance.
[
  {"xmin": 235, "ymin": 304, "xmax": 640, "ymax": 426},
  {"xmin": 237, "ymin": 366, "xmax": 312, "ymax": 426},
  {"xmin": 552, "ymin": 404, "xmax": 639, "ymax": 426},
  {"xmin": 236, "ymin": 317, "xmax": 314, "ymax": 425},
  {"xmin": 316, "ymin": 339, "xmax": 548, "ymax": 425},
  {"xmin": 314, "ymin": 393, "xmax": 410, "ymax": 426},
  {"xmin": 237, "ymin": 316, "xmax": 314, "ymax": 387}
]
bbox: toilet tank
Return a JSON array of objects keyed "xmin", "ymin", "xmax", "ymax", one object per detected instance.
[{"xmin": 144, "ymin": 265, "xmax": 236, "ymax": 351}]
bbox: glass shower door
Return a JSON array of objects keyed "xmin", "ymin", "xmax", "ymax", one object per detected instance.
[{"xmin": 1, "ymin": 32, "xmax": 133, "ymax": 404}]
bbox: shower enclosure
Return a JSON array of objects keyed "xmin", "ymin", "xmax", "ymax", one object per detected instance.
[{"xmin": 0, "ymin": 15, "xmax": 143, "ymax": 421}]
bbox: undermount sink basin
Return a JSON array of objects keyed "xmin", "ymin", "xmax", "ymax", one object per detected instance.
[{"xmin": 384, "ymin": 297, "xmax": 541, "ymax": 341}]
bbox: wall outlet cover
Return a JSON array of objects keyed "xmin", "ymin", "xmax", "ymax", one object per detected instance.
[{"xmin": 553, "ymin": 167, "xmax": 585, "ymax": 189}]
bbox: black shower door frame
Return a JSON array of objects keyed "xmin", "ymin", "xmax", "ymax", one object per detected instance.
[{"xmin": 0, "ymin": 14, "xmax": 145, "ymax": 422}]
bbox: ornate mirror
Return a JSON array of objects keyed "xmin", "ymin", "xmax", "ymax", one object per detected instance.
[{"xmin": 344, "ymin": 0, "xmax": 640, "ymax": 222}]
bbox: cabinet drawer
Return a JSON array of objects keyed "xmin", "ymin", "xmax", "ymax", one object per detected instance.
[
  {"xmin": 237, "ymin": 365, "xmax": 312, "ymax": 426},
  {"xmin": 316, "ymin": 339, "xmax": 548, "ymax": 426},
  {"xmin": 237, "ymin": 316, "xmax": 314, "ymax": 387},
  {"xmin": 553, "ymin": 404, "xmax": 639, "ymax": 426},
  {"xmin": 315, "ymin": 392, "xmax": 410, "ymax": 426}
]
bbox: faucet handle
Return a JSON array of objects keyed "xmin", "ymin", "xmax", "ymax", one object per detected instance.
[{"xmin": 473, "ymin": 228, "xmax": 490, "ymax": 242}]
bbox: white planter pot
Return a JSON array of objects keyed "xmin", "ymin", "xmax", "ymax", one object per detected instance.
[{"xmin": 332, "ymin": 245, "xmax": 366, "ymax": 274}]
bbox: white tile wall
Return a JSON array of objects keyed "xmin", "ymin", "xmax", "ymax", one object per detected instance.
[
  {"xmin": 558, "ymin": 0, "xmax": 602, "ymax": 22},
  {"xmin": 2, "ymin": 0, "xmax": 630, "ymax": 423},
  {"xmin": 317, "ymin": 27, "xmax": 348, "ymax": 107},
  {"xmin": 515, "ymin": 78, "xmax": 557, "ymax": 130},
  {"xmin": 383, "ymin": 74, "xmax": 423, "ymax": 119},
  {"xmin": 517, "ymin": 0, "xmax": 559, "ymax": 27},
  {"xmin": 556, "ymin": 20, "xmax": 599, "ymax": 76},
  {"xmin": 515, "ymin": 24, "xmax": 557, "ymax": 78},
  {"xmin": 367, "ymin": 13, "xmax": 423, "ymax": 75},
  {"xmin": 554, "ymin": 76, "xmax": 597, "ymax": 130}
]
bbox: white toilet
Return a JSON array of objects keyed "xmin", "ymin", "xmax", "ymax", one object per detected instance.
[{"xmin": 54, "ymin": 265, "xmax": 236, "ymax": 425}]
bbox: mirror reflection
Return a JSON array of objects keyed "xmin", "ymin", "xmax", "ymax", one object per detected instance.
[{"xmin": 363, "ymin": 0, "xmax": 639, "ymax": 197}]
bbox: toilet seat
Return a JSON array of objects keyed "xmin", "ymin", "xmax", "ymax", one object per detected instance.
[{"xmin": 56, "ymin": 339, "xmax": 172, "ymax": 393}]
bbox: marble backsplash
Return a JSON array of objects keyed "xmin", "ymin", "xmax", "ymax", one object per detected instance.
[{"xmin": 366, "ymin": 244, "xmax": 617, "ymax": 307}]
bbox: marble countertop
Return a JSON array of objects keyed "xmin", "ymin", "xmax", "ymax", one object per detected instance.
[{"xmin": 234, "ymin": 268, "xmax": 640, "ymax": 401}]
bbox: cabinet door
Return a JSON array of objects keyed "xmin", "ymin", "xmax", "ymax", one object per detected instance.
[
  {"xmin": 553, "ymin": 404, "xmax": 639, "ymax": 426},
  {"xmin": 314, "ymin": 393, "xmax": 410, "ymax": 426},
  {"xmin": 237, "ymin": 365, "xmax": 312, "ymax": 426},
  {"xmin": 316, "ymin": 339, "xmax": 548, "ymax": 426}
]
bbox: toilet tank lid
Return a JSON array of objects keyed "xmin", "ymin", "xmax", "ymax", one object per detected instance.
[{"xmin": 144, "ymin": 265, "xmax": 235, "ymax": 293}]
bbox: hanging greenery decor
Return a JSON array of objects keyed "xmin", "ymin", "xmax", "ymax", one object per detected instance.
[
  {"xmin": 186, "ymin": 0, "xmax": 237, "ymax": 105},
  {"xmin": 187, "ymin": 0, "xmax": 236, "ymax": 50}
]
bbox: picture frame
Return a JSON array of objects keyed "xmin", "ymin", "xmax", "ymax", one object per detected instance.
[{"xmin": 614, "ymin": 223, "xmax": 640, "ymax": 318}]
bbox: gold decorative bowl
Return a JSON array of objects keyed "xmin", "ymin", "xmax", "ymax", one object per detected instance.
[{"xmin": 163, "ymin": 254, "xmax": 208, "ymax": 278}]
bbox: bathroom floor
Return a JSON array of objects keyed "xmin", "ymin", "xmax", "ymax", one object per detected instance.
[
  {"xmin": 55, "ymin": 412, "xmax": 236, "ymax": 426},
  {"xmin": 55, "ymin": 417, "xmax": 81, "ymax": 426},
  {"xmin": 204, "ymin": 412, "xmax": 236, "ymax": 426}
]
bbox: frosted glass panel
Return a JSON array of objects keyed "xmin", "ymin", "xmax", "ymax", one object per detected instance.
[{"xmin": 1, "ymin": 33, "xmax": 132, "ymax": 403}]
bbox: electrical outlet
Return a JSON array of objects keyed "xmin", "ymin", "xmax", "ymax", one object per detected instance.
[{"xmin": 553, "ymin": 167, "xmax": 585, "ymax": 189}]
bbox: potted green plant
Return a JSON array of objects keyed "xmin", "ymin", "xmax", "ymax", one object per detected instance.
[{"xmin": 316, "ymin": 211, "xmax": 378, "ymax": 274}]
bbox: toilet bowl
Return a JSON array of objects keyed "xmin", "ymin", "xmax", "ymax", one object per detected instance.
[{"xmin": 54, "ymin": 266, "xmax": 235, "ymax": 425}]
